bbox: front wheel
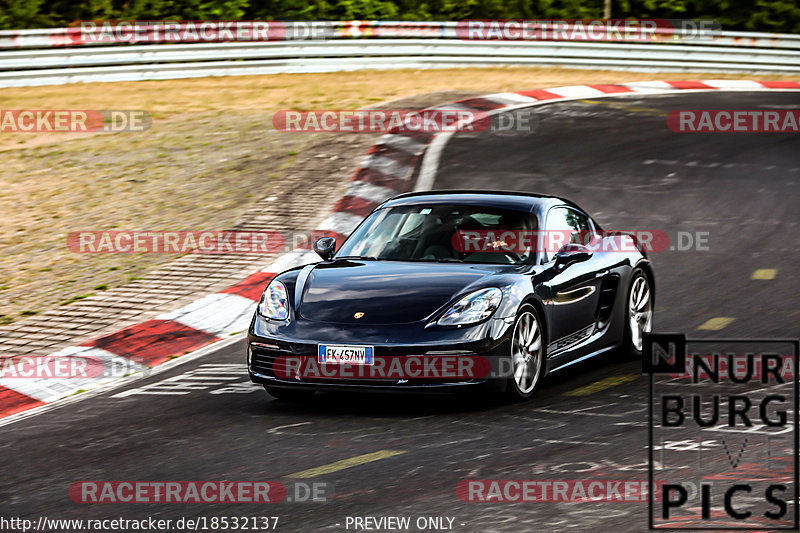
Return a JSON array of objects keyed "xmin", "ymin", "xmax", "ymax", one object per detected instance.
[
  {"xmin": 505, "ymin": 305, "xmax": 546, "ymax": 402},
  {"xmin": 623, "ymin": 269, "xmax": 654, "ymax": 358}
]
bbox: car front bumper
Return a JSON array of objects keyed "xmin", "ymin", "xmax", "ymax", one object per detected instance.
[{"xmin": 246, "ymin": 313, "xmax": 514, "ymax": 393}]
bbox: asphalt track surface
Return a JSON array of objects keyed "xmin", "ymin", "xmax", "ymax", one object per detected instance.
[{"xmin": 1, "ymin": 91, "xmax": 799, "ymax": 532}]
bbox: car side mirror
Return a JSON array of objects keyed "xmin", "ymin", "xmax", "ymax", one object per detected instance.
[
  {"xmin": 313, "ymin": 237, "xmax": 336, "ymax": 261},
  {"xmin": 554, "ymin": 243, "xmax": 592, "ymax": 270}
]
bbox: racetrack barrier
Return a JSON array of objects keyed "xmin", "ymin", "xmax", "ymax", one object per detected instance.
[{"xmin": 0, "ymin": 21, "xmax": 798, "ymax": 87}]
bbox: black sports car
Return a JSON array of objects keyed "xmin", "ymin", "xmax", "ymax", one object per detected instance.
[{"xmin": 247, "ymin": 191, "xmax": 654, "ymax": 401}]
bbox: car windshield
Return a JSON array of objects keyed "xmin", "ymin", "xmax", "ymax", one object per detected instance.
[{"xmin": 335, "ymin": 204, "xmax": 538, "ymax": 265}]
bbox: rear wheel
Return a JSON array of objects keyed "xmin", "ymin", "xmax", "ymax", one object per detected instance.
[
  {"xmin": 264, "ymin": 385, "xmax": 314, "ymax": 402},
  {"xmin": 623, "ymin": 270, "xmax": 654, "ymax": 358},
  {"xmin": 505, "ymin": 305, "xmax": 546, "ymax": 402}
]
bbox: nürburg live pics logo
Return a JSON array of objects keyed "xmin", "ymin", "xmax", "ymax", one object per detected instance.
[{"xmin": 644, "ymin": 333, "xmax": 799, "ymax": 529}]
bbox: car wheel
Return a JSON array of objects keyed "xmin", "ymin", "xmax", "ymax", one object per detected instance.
[
  {"xmin": 506, "ymin": 305, "xmax": 546, "ymax": 402},
  {"xmin": 624, "ymin": 269, "xmax": 654, "ymax": 358},
  {"xmin": 264, "ymin": 385, "xmax": 314, "ymax": 402}
]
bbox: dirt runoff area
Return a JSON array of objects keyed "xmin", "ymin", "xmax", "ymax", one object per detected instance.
[{"xmin": 0, "ymin": 67, "xmax": 795, "ymax": 324}]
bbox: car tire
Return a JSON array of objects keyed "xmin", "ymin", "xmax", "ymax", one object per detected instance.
[
  {"xmin": 264, "ymin": 385, "xmax": 314, "ymax": 402},
  {"xmin": 505, "ymin": 304, "xmax": 546, "ymax": 403},
  {"xmin": 622, "ymin": 269, "xmax": 654, "ymax": 359}
]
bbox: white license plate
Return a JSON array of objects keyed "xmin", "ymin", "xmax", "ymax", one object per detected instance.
[{"xmin": 318, "ymin": 345, "xmax": 374, "ymax": 365}]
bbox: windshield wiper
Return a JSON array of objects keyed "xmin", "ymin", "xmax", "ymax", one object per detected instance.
[
  {"xmin": 434, "ymin": 257, "xmax": 462, "ymax": 262},
  {"xmin": 336, "ymin": 255, "xmax": 380, "ymax": 261}
]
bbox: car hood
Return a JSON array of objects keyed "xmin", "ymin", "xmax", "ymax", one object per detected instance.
[{"xmin": 296, "ymin": 259, "xmax": 512, "ymax": 325}]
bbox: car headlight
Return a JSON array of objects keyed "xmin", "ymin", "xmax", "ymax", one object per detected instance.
[
  {"xmin": 258, "ymin": 280, "xmax": 289, "ymax": 320},
  {"xmin": 437, "ymin": 288, "xmax": 502, "ymax": 326}
]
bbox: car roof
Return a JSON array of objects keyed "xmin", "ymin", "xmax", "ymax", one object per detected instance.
[{"xmin": 380, "ymin": 190, "xmax": 586, "ymax": 217}]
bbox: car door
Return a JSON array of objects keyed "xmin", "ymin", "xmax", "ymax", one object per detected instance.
[{"xmin": 540, "ymin": 206, "xmax": 604, "ymax": 356}]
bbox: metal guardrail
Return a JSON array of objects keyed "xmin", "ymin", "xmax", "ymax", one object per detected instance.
[
  {"xmin": 1, "ymin": 21, "xmax": 798, "ymax": 87},
  {"xmin": 3, "ymin": 21, "xmax": 800, "ymax": 48}
]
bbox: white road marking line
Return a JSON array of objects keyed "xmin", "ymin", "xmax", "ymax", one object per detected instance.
[
  {"xmin": 413, "ymin": 130, "xmax": 453, "ymax": 192},
  {"xmin": 209, "ymin": 382, "xmax": 261, "ymax": 394},
  {"xmin": 317, "ymin": 211, "xmax": 364, "ymax": 235},
  {"xmin": 547, "ymin": 85, "xmax": 607, "ymax": 98},
  {"xmin": 377, "ymin": 133, "xmax": 428, "ymax": 155},
  {"xmin": 702, "ymin": 80, "xmax": 765, "ymax": 89},
  {"xmin": 268, "ymin": 422, "xmax": 313, "ymax": 434},
  {"xmin": 111, "ymin": 363, "xmax": 248, "ymax": 398},
  {"xmin": 0, "ymin": 333, "xmax": 245, "ymax": 428},
  {"xmin": 430, "ymin": 102, "xmax": 476, "ymax": 112},
  {"xmin": 621, "ymin": 81, "xmax": 675, "ymax": 91},
  {"xmin": 343, "ymin": 180, "xmax": 398, "ymax": 203},
  {"xmin": 360, "ymin": 154, "xmax": 414, "ymax": 179},
  {"xmin": 158, "ymin": 292, "xmax": 256, "ymax": 337},
  {"xmin": 536, "ymin": 408, "xmax": 628, "ymax": 418},
  {"xmin": 0, "ymin": 346, "xmax": 148, "ymax": 403},
  {"xmin": 483, "ymin": 92, "xmax": 538, "ymax": 105}
]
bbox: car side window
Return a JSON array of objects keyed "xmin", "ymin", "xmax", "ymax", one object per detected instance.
[{"xmin": 543, "ymin": 207, "xmax": 593, "ymax": 261}]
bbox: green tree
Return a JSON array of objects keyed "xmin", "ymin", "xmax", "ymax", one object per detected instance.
[
  {"xmin": 0, "ymin": 0, "xmax": 799, "ymax": 33},
  {"xmin": 0, "ymin": 0, "xmax": 46, "ymax": 28},
  {"xmin": 118, "ymin": 0, "xmax": 250, "ymax": 20}
]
